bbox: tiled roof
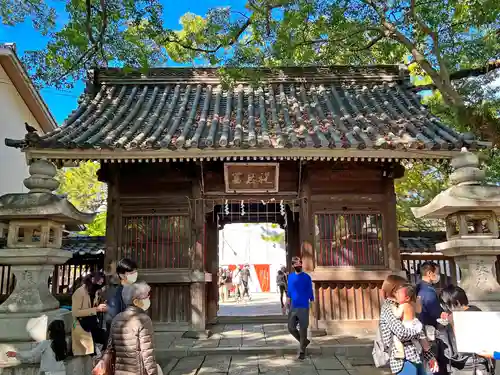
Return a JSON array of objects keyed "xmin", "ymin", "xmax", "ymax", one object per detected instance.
[
  {"xmin": 6, "ymin": 66, "xmax": 484, "ymax": 154},
  {"xmin": 0, "ymin": 236, "xmax": 105, "ymax": 257},
  {"xmin": 398, "ymin": 230, "xmax": 446, "ymax": 253}
]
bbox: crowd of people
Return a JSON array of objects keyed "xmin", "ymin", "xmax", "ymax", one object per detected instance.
[
  {"xmin": 6, "ymin": 258, "xmax": 160, "ymax": 375},
  {"xmin": 377, "ymin": 261, "xmax": 495, "ymax": 375},
  {"xmin": 6, "ymin": 257, "xmax": 499, "ymax": 375},
  {"xmin": 218, "ymin": 265, "xmax": 252, "ymax": 303}
]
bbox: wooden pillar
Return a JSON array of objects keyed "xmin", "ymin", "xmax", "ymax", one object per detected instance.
[
  {"xmin": 384, "ymin": 177, "xmax": 400, "ymax": 271},
  {"xmin": 205, "ymin": 216, "xmax": 218, "ymax": 324},
  {"xmin": 286, "ymin": 211, "xmax": 300, "ymax": 269},
  {"xmin": 190, "ymin": 179, "xmax": 206, "ymax": 332},
  {"xmin": 299, "ymin": 167, "xmax": 313, "ymax": 272},
  {"xmin": 104, "ymin": 165, "xmax": 121, "ymax": 273}
]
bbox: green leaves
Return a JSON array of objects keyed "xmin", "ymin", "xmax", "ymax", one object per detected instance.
[
  {"xmin": 56, "ymin": 161, "xmax": 107, "ymax": 236},
  {"xmin": 395, "ymin": 161, "xmax": 451, "ymax": 231},
  {"xmin": 0, "ymin": 0, "xmax": 56, "ymax": 35}
]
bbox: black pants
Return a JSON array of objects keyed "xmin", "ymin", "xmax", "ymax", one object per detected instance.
[
  {"xmin": 279, "ymin": 285, "xmax": 287, "ymax": 308},
  {"xmin": 241, "ymin": 280, "xmax": 250, "ymax": 298},
  {"xmin": 288, "ymin": 307, "xmax": 309, "ymax": 353},
  {"xmin": 433, "ymin": 338, "xmax": 451, "ymax": 375}
]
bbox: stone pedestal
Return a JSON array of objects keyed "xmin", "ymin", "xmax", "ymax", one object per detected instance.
[{"xmin": 0, "ymin": 160, "xmax": 95, "ymax": 374}]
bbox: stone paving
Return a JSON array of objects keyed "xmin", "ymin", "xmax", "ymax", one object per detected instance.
[
  {"xmin": 218, "ymin": 292, "xmax": 284, "ymax": 317},
  {"xmin": 154, "ymin": 323, "xmax": 374, "ymax": 360},
  {"xmin": 160, "ymin": 353, "xmax": 387, "ymax": 375}
]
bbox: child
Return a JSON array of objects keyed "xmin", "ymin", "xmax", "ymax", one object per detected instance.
[
  {"xmin": 6, "ymin": 320, "xmax": 68, "ymax": 375},
  {"xmin": 394, "ymin": 284, "xmax": 435, "ymax": 370}
]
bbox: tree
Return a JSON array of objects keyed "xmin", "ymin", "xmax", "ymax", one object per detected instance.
[
  {"xmin": 2, "ymin": 1, "xmax": 498, "ymax": 141},
  {"xmin": 0, "ymin": 0, "xmax": 55, "ymax": 34},
  {"xmin": 56, "ymin": 161, "xmax": 107, "ymax": 236},
  {"xmin": 2, "ymin": 1, "xmax": 498, "ymax": 142},
  {"xmin": 395, "ymin": 161, "xmax": 450, "ymax": 231},
  {"xmin": 260, "ymin": 223, "xmax": 285, "ymax": 244}
]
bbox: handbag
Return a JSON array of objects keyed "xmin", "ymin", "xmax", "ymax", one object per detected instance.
[
  {"xmin": 92, "ymin": 347, "xmax": 116, "ymax": 375},
  {"xmin": 78, "ymin": 316, "xmax": 99, "ymax": 332}
]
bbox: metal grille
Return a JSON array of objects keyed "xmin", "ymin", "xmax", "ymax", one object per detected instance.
[
  {"xmin": 314, "ymin": 213, "xmax": 385, "ymax": 267},
  {"xmin": 120, "ymin": 216, "xmax": 191, "ymax": 268}
]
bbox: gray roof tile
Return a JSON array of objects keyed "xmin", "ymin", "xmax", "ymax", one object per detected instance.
[{"xmin": 6, "ymin": 66, "xmax": 483, "ymax": 152}]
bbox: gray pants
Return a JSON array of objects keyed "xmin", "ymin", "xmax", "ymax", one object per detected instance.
[{"xmin": 288, "ymin": 307, "xmax": 309, "ymax": 352}]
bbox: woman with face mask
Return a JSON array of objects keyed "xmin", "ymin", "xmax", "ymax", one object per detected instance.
[
  {"xmin": 71, "ymin": 272, "xmax": 108, "ymax": 374},
  {"xmin": 103, "ymin": 258, "xmax": 138, "ymax": 349},
  {"xmin": 106, "ymin": 281, "xmax": 159, "ymax": 375}
]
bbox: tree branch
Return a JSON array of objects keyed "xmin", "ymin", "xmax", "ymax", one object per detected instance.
[
  {"xmin": 160, "ymin": 17, "xmax": 252, "ymax": 54},
  {"xmin": 85, "ymin": 0, "xmax": 95, "ymax": 44},
  {"xmin": 409, "ymin": 0, "xmax": 451, "ymax": 84}
]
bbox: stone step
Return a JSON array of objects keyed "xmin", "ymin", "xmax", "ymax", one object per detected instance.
[
  {"xmin": 156, "ymin": 343, "xmax": 373, "ymax": 361},
  {"xmin": 215, "ymin": 315, "xmax": 288, "ymax": 324}
]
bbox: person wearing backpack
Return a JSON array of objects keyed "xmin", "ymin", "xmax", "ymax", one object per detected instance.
[
  {"xmin": 276, "ymin": 268, "xmax": 288, "ymax": 314},
  {"xmin": 375, "ymin": 275, "xmax": 438, "ymax": 375}
]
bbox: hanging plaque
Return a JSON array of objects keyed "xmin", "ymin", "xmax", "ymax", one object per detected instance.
[{"xmin": 224, "ymin": 163, "xmax": 279, "ymax": 193}]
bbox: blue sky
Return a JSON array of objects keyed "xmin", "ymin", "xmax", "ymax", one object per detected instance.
[{"xmin": 0, "ymin": 1, "xmax": 242, "ymax": 124}]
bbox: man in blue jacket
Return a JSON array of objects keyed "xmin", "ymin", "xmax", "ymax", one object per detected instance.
[
  {"xmin": 417, "ymin": 261, "xmax": 443, "ymax": 328},
  {"xmin": 417, "ymin": 261, "xmax": 448, "ymax": 375},
  {"xmin": 287, "ymin": 256, "xmax": 314, "ymax": 360},
  {"xmin": 103, "ymin": 258, "xmax": 138, "ymax": 347}
]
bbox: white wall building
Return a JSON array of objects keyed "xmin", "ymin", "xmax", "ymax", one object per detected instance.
[
  {"xmin": 0, "ymin": 43, "xmax": 56, "ymax": 196},
  {"xmin": 219, "ymin": 223, "xmax": 286, "ymax": 293}
]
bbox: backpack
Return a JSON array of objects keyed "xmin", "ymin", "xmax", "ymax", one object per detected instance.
[
  {"xmin": 372, "ymin": 327, "xmax": 390, "ymax": 368},
  {"xmin": 276, "ymin": 272, "xmax": 287, "ymax": 286}
]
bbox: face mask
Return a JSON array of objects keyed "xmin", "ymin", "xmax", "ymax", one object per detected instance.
[
  {"xmin": 126, "ymin": 272, "xmax": 138, "ymax": 284},
  {"xmin": 433, "ymin": 274, "xmax": 441, "ymax": 284},
  {"xmin": 294, "ymin": 266, "xmax": 302, "ymax": 273},
  {"xmin": 141, "ymin": 298, "xmax": 151, "ymax": 311}
]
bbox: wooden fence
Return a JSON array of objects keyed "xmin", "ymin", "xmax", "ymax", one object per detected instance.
[{"xmin": 0, "ymin": 255, "xmax": 104, "ymax": 304}]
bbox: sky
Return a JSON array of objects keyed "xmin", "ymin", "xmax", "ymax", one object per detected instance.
[{"xmin": 0, "ymin": 0, "xmax": 243, "ymax": 124}]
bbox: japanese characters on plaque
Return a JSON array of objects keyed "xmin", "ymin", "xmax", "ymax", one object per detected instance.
[{"xmin": 224, "ymin": 163, "xmax": 279, "ymax": 193}]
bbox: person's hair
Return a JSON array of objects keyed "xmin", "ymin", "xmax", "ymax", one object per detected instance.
[
  {"xmin": 122, "ymin": 281, "xmax": 151, "ymax": 306},
  {"xmin": 277, "ymin": 270, "xmax": 284, "ymax": 275},
  {"xmin": 48, "ymin": 320, "xmax": 67, "ymax": 362},
  {"xmin": 399, "ymin": 283, "xmax": 417, "ymax": 302},
  {"xmin": 420, "ymin": 261, "xmax": 439, "ymax": 276},
  {"xmin": 382, "ymin": 274, "xmax": 407, "ymax": 299},
  {"xmin": 440, "ymin": 284, "xmax": 469, "ymax": 310},
  {"xmin": 116, "ymin": 258, "xmax": 138, "ymax": 277},
  {"xmin": 83, "ymin": 271, "xmax": 105, "ymax": 289}
]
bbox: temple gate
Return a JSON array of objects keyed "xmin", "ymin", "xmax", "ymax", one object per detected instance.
[{"xmin": 5, "ymin": 66, "xmax": 489, "ymax": 335}]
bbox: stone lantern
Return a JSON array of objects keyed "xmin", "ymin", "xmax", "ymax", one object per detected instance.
[
  {"xmin": 0, "ymin": 160, "xmax": 95, "ymax": 371},
  {"xmin": 412, "ymin": 149, "xmax": 500, "ymax": 310}
]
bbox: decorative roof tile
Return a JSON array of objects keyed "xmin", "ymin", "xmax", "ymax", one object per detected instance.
[
  {"xmin": 6, "ymin": 66, "xmax": 486, "ymax": 155},
  {"xmin": 0, "ymin": 236, "xmax": 105, "ymax": 257},
  {"xmin": 398, "ymin": 231, "xmax": 446, "ymax": 253}
]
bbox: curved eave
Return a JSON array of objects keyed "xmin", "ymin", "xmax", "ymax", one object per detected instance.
[
  {"xmin": 22, "ymin": 147, "xmax": 465, "ymax": 164},
  {"xmin": 0, "ymin": 199, "xmax": 96, "ymax": 225},
  {"xmin": 411, "ymin": 186, "xmax": 500, "ymax": 219}
]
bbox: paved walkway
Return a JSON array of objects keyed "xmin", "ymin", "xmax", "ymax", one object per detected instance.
[
  {"xmin": 155, "ymin": 324, "xmax": 373, "ymax": 360},
  {"xmin": 218, "ymin": 293, "xmax": 284, "ymax": 317},
  {"xmin": 160, "ymin": 354, "xmax": 387, "ymax": 375}
]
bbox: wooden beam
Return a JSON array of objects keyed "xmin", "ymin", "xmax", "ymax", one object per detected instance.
[
  {"xmin": 104, "ymin": 165, "xmax": 121, "ymax": 272},
  {"xmin": 299, "ymin": 167, "xmax": 313, "ymax": 271},
  {"xmin": 383, "ymin": 177, "xmax": 400, "ymax": 270}
]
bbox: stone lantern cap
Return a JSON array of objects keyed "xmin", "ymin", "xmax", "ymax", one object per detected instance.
[
  {"xmin": 412, "ymin": 149, "xmax": 500, "ymax": 220},
  {"xmin": 0, "ymin": 159, "xmax": 95, "ymax": 225}
]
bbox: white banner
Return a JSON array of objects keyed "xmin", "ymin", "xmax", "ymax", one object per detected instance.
[{"xmin": 454, "ymin": 311, "xmax": 500, "ymax": 353}]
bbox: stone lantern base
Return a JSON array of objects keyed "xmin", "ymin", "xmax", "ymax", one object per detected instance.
[{"xmin": 438, "ymin": 239, "xmax": 500, "ymax": 311}]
